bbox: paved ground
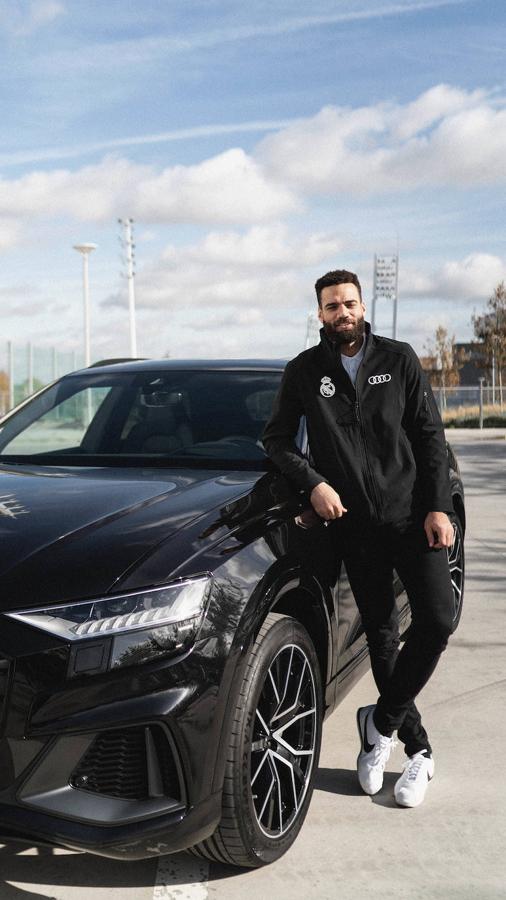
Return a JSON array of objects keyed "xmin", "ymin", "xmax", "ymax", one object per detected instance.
[{"xmin": 1, "ymin": 431, "xmax": 505, "ymax": 899}]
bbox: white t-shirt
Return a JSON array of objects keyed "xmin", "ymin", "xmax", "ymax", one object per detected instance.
[{"xmin": 341, "ymin": 338, "xmax": 365, "ymax": 386}]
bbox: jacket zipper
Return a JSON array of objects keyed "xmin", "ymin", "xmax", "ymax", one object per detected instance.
[
  {"xmin": 423, "ymin": 390, "xmax": 433, "ymax": 423},
  {"xmin": 354, "ymin": 399, "xmax": 383, "ymax": 521},
  {"xmin": 325, "ymin": 329, "xmax": 383, "ymax": 520}
]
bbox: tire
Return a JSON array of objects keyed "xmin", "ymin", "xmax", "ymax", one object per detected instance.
[
  {"xmin": 448, "ymin": 515, "xmax": 465, "ymax": 629},
  {"xmin": 190, "ymin": 612, "xmax": 323, "ymax": 868}
]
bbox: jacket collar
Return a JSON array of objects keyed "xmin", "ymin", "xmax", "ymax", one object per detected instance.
[{"xmin": 318, "ymin": 321, "xmax": 373, "ymax": 370}]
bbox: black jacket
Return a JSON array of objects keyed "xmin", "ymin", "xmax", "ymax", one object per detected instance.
[{"xmin": 263, "ymin": 324, "xmax": 453, "ymax": 525}]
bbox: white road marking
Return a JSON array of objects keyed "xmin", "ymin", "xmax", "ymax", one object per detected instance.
[{"xmin": 154, "ymin": 853, "xmax": 209, "ymax": 900}]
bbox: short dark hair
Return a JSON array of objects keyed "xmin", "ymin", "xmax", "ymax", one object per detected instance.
[{"xmin": 315, "ymin": 269, "xmax": 362, "ymax": 307}]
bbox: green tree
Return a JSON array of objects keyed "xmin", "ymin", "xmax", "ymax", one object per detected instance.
[{"xmin": 472, "ymin": 281, "xmax": 506, "ymax": 409}]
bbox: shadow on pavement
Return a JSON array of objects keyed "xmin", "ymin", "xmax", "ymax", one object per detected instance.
[
  {"xmin": 315, "ymin": 768, "xmax": 402, "ymax": 809},
  {"xmin": 314, "ymin": 767, "xmax": 363, "ymax": 796},
  {"xmin": 0, "ymin": 883, "xmax": 49, "ymax": 899},
  {"xmin": 0, "ymin": 840, "xmax": 158, "ymax": 895},
  {"xmin": 370, "ymin": 772, "xmax": 401, "ymax": 809}
]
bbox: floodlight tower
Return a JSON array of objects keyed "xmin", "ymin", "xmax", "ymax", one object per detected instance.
[
  {"xmin": 118, "ymin": 218, "xmax": 137, "ymax": 357},
  {"xmin": 73, "ymin": 242, "xmax": 97, "ymax": 367}
]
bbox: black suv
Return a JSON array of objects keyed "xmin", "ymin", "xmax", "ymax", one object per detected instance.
[{"xmin": 0, "ymin": 360, "xmax": 464, "ymax": 866}]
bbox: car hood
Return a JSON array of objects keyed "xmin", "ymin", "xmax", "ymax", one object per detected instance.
[{"xmin": 0, "ymin": 463, "xmax": 258, "ymax": 611}]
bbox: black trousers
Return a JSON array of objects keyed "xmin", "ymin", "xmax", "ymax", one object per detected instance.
[{"xmin": 341, "ymin": 518, "xmax": 455, "ymax": 757}]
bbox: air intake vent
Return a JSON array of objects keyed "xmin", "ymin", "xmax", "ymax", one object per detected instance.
[{"xmin": 70, "ymin": 724, "xmax": 183, "ymax": 802}]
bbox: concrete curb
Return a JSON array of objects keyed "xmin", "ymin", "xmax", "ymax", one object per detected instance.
[{"xmin": 445, "ymin": 427, "xmax": 506, "ymax": 440}]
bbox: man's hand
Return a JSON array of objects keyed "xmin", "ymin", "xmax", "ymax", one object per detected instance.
[
  {"xmin": 424, "ymin": 511, "xmax": 454, "ymax": 549},
  {"xmin": 294, "ymin": 507, "xmax": 321, "ymax": 529},
  {"xmin": 310, "ymin": 483, "xmax": 348, "ymax": 520}
]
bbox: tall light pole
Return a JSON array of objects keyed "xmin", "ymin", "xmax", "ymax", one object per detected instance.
[
  {"xmin": 73, "ymin": 243, "xmax": 97, "ymax": 367},
  {"xmin": 372, "ymin": 253, "xmax": 399, "ymax": 338},
  {"xmin": 118, "ymin": 218, "xmax": 137, "ymax": 357}
]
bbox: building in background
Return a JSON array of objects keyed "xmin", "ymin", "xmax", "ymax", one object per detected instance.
[{"xmin": 454, "ymin": 342, "xmax": 487, "ymax": 385}]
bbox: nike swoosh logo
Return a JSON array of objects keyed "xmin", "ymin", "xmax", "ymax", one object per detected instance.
[{"xmin": 363, "ymin": 713, "xmax": 375, "ymax": 753}]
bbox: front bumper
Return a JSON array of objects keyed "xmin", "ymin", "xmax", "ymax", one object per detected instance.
[
  {"xmin": 0, "ymin": 789, "xmax": 222, "ymax": 860},
  {"xmin": 0, "ymin": 621, "xmax": 235, "ymax": 858}
]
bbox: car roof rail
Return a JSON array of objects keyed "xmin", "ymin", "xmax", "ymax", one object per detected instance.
[{"xmin": 88, "ymin": 357, "xmax": 148, "ymax": 367}]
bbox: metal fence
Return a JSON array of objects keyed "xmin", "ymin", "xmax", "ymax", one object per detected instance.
[
  {"xmin": 0, "ymin": 343, "xmax": 504, "ymax": 426},
  {"xmin": 0, "ymin": 342, "xmax": 83, "ymax": 416},
  {"xmin": 432, "ymin": 385, "xmax": 505, "ymax": 424}
]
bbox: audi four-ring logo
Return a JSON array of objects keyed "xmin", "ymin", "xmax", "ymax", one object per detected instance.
[{"xmin": 368, "ymin": 374, "xmax": 392, "ymax": 385}]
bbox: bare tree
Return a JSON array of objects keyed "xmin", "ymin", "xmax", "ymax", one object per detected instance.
[
  {"xmin": 0, "ymin": 371, "xmax": 9, "ymax": 416},
  {"xmin": 423, "ymin": 326, "xmax": 467, "ymax": 410},
  {"xmin": 472, "ymin": 281, "xmax": 506, "ymax": 409}
]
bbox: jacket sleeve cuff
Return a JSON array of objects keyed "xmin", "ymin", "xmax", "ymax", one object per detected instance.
[
  {"xmin": 424, "ymin": 493, "xmax": 454, "ymax": 515},
  {"xmin": 302, "ymin": 471, "xmax": 330, "ymax": 494}
]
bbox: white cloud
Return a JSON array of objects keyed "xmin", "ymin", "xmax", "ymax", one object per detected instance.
[
  {"xmin": 257, "ymin": 85, "xmax": 506, "ymax": 195},
  {"xmin": 99, "ymin": 222, "xmax": 344, "ymax": 358},
  {"xmin": 4, "ymin": 297, "xmax": 65, "ymax": 318},
  {"xmin": 128, "ymin": 267, "xmax": 309, "ymax": 312},
  {"xmin": 399, "ymin": 309, "xmax": 460, "ymax": 354},
  {"xmin": 161, "ymin": 224, "xmax": 341, "ymax": 269},
  {"xmin": 391, "ymin": 84, "xmax": 485, "ymax": 140},
  {"xmin": 27, "ymin": 0, "xmax": 64, "ymax": 28},
  {"xmin": 401, "ymin": 253, "xmax": 506, "ymax": 301},
  {"xmin": 0, "ymin": 220, "xmax": 22, "ymax": 252},
  {"xmin": 137, "ymin": 230, "xmax": 158, "ymax": 244},
  {"xmin": 0, "ymin": 0, "xmax": 65, "ymax": 35},
  {"xmin": 0, "ymin": 151, "xmax": 297, "ymax": 226},
  {"xmin": 2, "ymin": 85, "xmax": 505, "ymax": 235},
  {"xmin": 183, "ymin": 307, "xmax": 267, "ymax": 331},
  {"xmin": 133, "ymin": 150, "xmax": 299, "ymax": 224},
  {"xmin": 436, "ymin": 253, "xmax": 506, "ymax": 300},
  {"xmin": 135, "ymin": 307, "xmax": 305, "ymax": 361},
  {"xmin": 0, "ymin": 158, "xmax": 145, "ymax": 222},
  {"xmin": 0, "ymin": 119, "xmax": 301, "ymax": 168},
  {"xmin": 105, "ymin": 224, "xmax": 340, "ymax": 311}
]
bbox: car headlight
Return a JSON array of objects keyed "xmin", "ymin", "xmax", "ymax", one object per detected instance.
[{"xmin": 5, "ymin": 575, "xmax": 212, "ymax": 674}]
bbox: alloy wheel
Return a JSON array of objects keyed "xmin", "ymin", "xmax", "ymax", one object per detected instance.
[
  {"xmin": 448, "ymin": 520, "xmax": 464, "ymax": 624},
  {"xmin": 250, "ymin": 643, "xmax": 317, "ymax": 838}
]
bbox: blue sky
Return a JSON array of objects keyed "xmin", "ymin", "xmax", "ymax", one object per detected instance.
[{"xmin": 1, "ymin": 0, "xmax": 506, "ymax": 362}]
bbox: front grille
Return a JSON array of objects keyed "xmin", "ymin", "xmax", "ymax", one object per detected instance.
[
  {"xmin": 70, "ymin": 724, "xmax": 183, "ymax": 802},
  {"xmin": 0, "ymin": 656, "xmax": 10, "ymax": 734}
]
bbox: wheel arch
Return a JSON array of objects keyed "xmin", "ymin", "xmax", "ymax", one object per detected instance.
[
  {"xmin": 270, "ymin": 585, "xmax": 331, "ymax": 692},
  {"xmin": 210, "ymin": 566, "xmax": 332, "ymax": 798}
]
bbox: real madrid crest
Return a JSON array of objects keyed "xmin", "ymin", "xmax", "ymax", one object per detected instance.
[{"xmin": 320, "ymin": 376, "xmax": 335, "ymax": 398}]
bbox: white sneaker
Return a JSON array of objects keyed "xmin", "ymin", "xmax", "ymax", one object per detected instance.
[
  {"xmin": 356, "ymin": 705, "xmax": 395, "ymax": 795},
  {"xmin": 394, "ymin": 751, "xmax": 435, "ymax": 807}
]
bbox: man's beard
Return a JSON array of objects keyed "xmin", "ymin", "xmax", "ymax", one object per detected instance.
[{"xmin": 322, "ymin": 317, "xmax": 365, "ymax": 346}]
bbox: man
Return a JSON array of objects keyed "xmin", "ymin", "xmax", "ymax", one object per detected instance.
[{"xmin": 263, "ymin": 269, "xmax": 455, "ymax": 808}]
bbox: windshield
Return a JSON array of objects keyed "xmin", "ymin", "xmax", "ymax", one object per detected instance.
[{"xmin": 0, "ymin": 369, "xmax": 283, "ymax": 468}]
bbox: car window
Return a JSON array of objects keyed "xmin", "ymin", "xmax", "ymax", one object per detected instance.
[
  {"xmin": 245, "ymin": 389, "xmax": 278, "ymax": 422},
  {"xmin": 0, "ymin": 370, "xmax": 284, "ymax": 467},
  {"xmin": 1, "ymin": 387, "xmax": 112, "ymax": 455}
]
